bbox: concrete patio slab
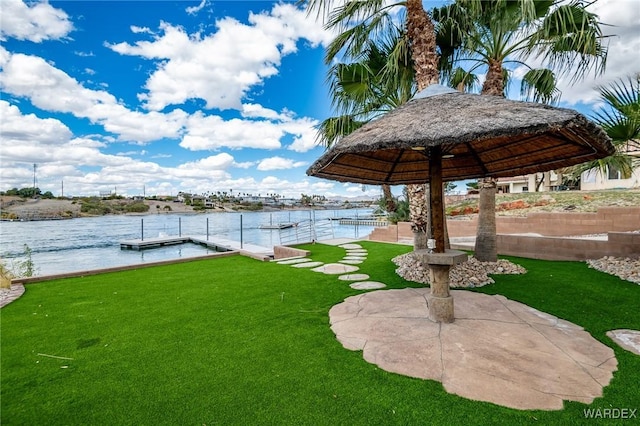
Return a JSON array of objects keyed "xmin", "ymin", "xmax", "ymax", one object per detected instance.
[
  {"xmin": 329, "ymin": 288, "xmax": 617, "ymax": 410},
  {"xmin": 607, "ymin": 329, "xmax": 640, "ymax": 355}
]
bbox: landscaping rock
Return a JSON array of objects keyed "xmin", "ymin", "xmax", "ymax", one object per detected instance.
[
  {"xmin": 392, "ymin": 253, "xmax": 526, "ymax": 288},
  {"xmin": 587, "ymin": 256, "xmax": 640, "ymax": 284}
]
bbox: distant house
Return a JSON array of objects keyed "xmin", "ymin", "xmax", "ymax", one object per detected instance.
[
  {"xmin": 579, "ymin": 144, "xmax": 640, "ymax": 190},
  {"xmin": 495, "ymin": 171, "xmax": 564, "ymax": 194},
  {"xmin": 495, "ymin": 144, "xmax": 640, "ymax": 193},
  {"xmin": 176, "ymin": 192, "xmax": 191, "ymax": 203}
]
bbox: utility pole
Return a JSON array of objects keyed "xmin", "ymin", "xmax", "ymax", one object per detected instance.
[
  {"xmin": 33, "ymin": 163, "xmax": 37, "ymax": 197},
  {"xmin": 61, "ymin": 180, "xmax": 64, "ymax": 198}
]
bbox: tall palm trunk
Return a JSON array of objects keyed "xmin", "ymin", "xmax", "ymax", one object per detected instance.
[
  {"xmin": 381, "ymin": 184, "xmax": 397, "ymax": 213},
  {"xmin": 473, "ymin": 177, "xmax": 497, "ymax": 261},
  {"xmin": 473, "ymin": 60, "xmax": 503, "ymax": 262},
  {"xmin": 406, "ymin": 0, "xmax": 440, "ymax": 250}
]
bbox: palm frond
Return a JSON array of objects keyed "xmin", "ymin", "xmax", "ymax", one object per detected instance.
[
  {"xmin": 530, "ymin": 0, "xmax": 606, "ymax": 82},
  {"xmin": 448, "ymin": 67, "xmax": 479, "ymax": 92},
  {"xmin": 520, "ymin": 68, "xmax": 560, "ymax": 104},
  {"xmin": 315, "ymin": 116, "xmax": 366, "ymax": 148}
]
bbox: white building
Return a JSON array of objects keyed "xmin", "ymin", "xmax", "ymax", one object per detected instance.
[
  {"xmin": 496, "ymin": 171, "xmax": 563, "ymax": 193},
  {"xmin": 495, "ymin": 143, "xmax": 639, "ymax": 193},
  {"xmin": 579, "ymin": 143, "xmax": 640, "ymax": 190}
]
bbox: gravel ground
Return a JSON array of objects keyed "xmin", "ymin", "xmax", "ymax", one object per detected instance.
[{"xmin": 393, "ymin": 252, "xmax": 640, "ymax": 287}]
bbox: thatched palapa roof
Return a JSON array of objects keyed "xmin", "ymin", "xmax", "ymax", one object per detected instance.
[{"xmin": 307, "ymin": 86, "xmax": 614, "ymax": 185}]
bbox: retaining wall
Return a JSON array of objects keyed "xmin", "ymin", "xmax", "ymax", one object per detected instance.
[
  {"xmin": 368, "ymin": 207, "xmax": 640, "ymax": 260},
  {"xmin": 273, "ymin": 245, "xmax": 311, "ymax": 260},
  {"xmin": 494, "ymin": 232, "xmax": 640, "ymax": 261}
]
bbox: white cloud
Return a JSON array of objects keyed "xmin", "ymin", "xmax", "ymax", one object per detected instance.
[
  {"xmin": 181, "ymin": 113, "xmax": 284, "ymax": 150},
  {"xmin": 284, "ymin": 117, "xmax": 321, "ymax": 152},
  {"xmin": 131, "ymin": 25, "xmax": 152, "ymax": 34},
  {"xmin": 0, "ymin": 0, "xmax": 73, "ymax": 42},
  {"xmin": 106, "ymin": 3, "xmax": 331, "ymax": 111},
  {"xmin": 0, "ymin": 100, "xmax": 72, "ymax": 147},
  {"xmin": 233, "ymin": 161, "xmax": 256, "ymax": 169},
  {"xmin": 186, "ymin": 0, "xmax": 209, "ymax": 15},
  {"xmin": 552, "ymin": 0, "xmax": 640, "ymax": 107},
  {"xmin": 177, "ymin": 153, "xmax": 235, "ymax": 171},
  {"xmin": 0, "ymin": 102, "xmax": 144, "ymax": 190},
  {"xmin": 241, "ymin": 103, "xmax": 292, "ymax": 120},
  {"xmin": 256, "ymin": 156, "xmax": 307, "ymax": 171},
  {"xmin": 0, "ymin": 51, "xmax": 188, "ymax": 143}
]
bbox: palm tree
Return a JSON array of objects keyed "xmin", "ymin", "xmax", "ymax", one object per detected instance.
[
  {"xmin": 433, "ymin": 0, "xmax": 608, "ymax": 262},
  {"xmin": 315, "ymin": 29, "xmax": 415, "ymax": 215},
  {"xmin": 306, "ymin": 0, "xmax": 441, "ymax": 250},
  {"xmin": 565, "ymin": 75, "xmax": 640, "ymax": 183}
]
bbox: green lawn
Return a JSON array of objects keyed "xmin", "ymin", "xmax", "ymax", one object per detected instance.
[{"xmin": 1, "ymin": 241, "xmax": 638, "ymax": 425}]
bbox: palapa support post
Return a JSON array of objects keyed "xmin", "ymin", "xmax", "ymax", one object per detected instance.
[{"xmin": 420, "ymin": 146, "xmax": 467, "ymax": 323}]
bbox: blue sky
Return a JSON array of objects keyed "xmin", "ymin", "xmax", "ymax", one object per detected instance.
[{"xmin": 1, "ymin": 0, "xmax": 638, "ymax": 200}]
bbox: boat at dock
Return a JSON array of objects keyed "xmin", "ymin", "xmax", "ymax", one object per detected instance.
[{"xmin": 258, "ymin": 222, "xmax": 296, "ymax": 229}]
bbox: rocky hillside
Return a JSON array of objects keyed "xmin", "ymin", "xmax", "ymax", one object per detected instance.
[{"xmin": 447, "ymin": 189, "xmax": 640, "ymax": 217}]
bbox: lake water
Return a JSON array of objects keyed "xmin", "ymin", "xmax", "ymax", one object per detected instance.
[{"xmin": 0, "ymin": 209, "xmax": 375, "ymax": 276}]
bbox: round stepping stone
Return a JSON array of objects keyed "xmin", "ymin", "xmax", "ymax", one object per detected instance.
[
  {"xmin": 311, "ymin": 263, "xmax": 359, "ymax": 274},
  {"xmin": 339, "ymin": 243, "xmax": 363, "ymax": 250},
  {"xmin": 340, "ymin": 260, "xmax": 363, "ymax": 265},
  {"xmin": 277, "ymin": 258, "xmax": 313, "ymax": 265},
  {"xmin": 338, "ymin": 274, "xmax": 370, "ymax": 281},
  {"xmin": 606, "ymin": 329, "xmax": 640, "ymax": 355},
  {"xmin": 291, "ymin": 261, "xmax": 324, "ymax": 268},
  {"xmin": 346, "ymin": 250, "xmax": 368, "ymax": 255},
  {"xmin": 349, "ymin": 281, "xmax": 386, "ymax": 290}
]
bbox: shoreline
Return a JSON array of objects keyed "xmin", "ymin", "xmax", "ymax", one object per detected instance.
[{"xmin": 0, "ymin": 197, "xmax": 361, "ymax": 221}]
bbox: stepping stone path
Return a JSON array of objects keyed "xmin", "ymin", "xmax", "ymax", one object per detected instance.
[
  {"xmin": 340, "ymin": 260, "xmax": 363, "ymax": 265},
  {"xmin": 312, "ymin": 263, "xmax": 359, "ymax": 274},
  {"xmin": 349, "ymin": 281, "xmax": 386, "ymax": 290},
  {"xmin": 277, "ymin": 258, "xmax": 314, "ymax": 265},
  {"xmin": 291, "ymin": 261, "xmax": 324, "ymax": 268},
  {"xmin": 338, "ymin": 274, "xmax": 370, "ymax": 281},
  {"xmin": 277, "ymin": 242, "xmax": 385, "ymax": 290},
  {"xmin": 335, "ymin": 243, "xmax": 384, "ymax": 288},
  {"xmin": 339, "ymin": 244, "xmax": 364, "ymax": 250},
  {"xmin": 607, "ymin": 329, "xmax": 640, "ymax": 355}
]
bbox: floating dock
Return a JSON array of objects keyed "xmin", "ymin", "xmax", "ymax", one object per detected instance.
[
  {"xmin": 120, "ymin": 236, "xmax": 191, "ymax": 250},
  {"xmin": 120, "ymin": 235, "xmax": 274, "ymax": 260},
  {"xmin": 338, "ymin": 219, "xmax": 388, "ymax": 226}
]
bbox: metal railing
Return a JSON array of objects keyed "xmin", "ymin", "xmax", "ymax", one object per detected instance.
[{"xmin": 278, "ymin": 218, "xmax": 334, "ymax": 245}]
